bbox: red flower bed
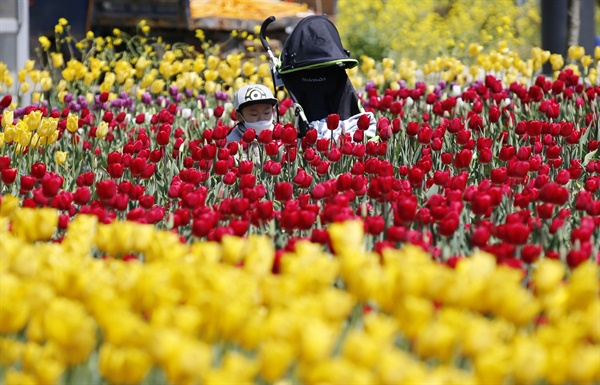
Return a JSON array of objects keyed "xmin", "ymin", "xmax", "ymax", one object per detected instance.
[{"xmin": 1, "ymin": 70, "xmax": 599, "ymax": 269}]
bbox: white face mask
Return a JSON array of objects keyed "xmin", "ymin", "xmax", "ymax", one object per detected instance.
[{"xmin": 245, "ymin": 119, "xmax": 274, "ymax": 135}]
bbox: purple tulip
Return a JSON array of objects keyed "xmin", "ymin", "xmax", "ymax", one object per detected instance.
[{"xmin": 197, "ymin": 95, "xmax": 206, "ymax": 109}]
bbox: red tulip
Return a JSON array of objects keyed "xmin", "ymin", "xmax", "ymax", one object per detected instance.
[
  {"xmin": 471, "ymin": 193, "xmax": 492, "ymax": 216},
  {"xmin": 274, "ymin": 182, "xmax": 293, "ymax": 201},
  {"xmin": 315, "ymin": 160, "xmax": 330, "ymax": 176},
  {"xmin": 478, "ymin": 147, "xmax": 493, "ymax": 164},
  {"xmin": 441, "ymin": 152, "xmax": 453, "ymax": 165},
  {"xmin": 499, "ymin": 222, "xmax": 531, "ymax": 245},
  {"xmin": 386, "ymin": 225, "xmax": 407, "ymax": 242},
  {"xmin": 327, "ymin": 147, "xmax": 342, "ymax": 162},
  {"xmin": 468, "ymin": 114, "xmax": 483, "ymax": 131},
  {"xmin": 0, "ymin": 94, "xmax": 12, "ymax": 109},
  {"xmin": 191, "ymin": 217, "xmax": 212, "ymax": 238},
  {"xmin": 438, "ymin": 212, "xmax": 459, "ymax": 237},
  {"xmin": 140, "ymin": 193, "xmax": 156, "ymax": 209},
  {"xmin": 566, "ymin": 249, "xmax": 588, "ymax": 268},
  {"xmin": 238, "ymin": 174, "xmax": 256, "ymax": 189},
  {"xmin": 539, "ymin": 182, "xmax": 569, "ymax": 205},
  {"xmin": 281, "ymin": 126, "xmax": 298, "ymax": 146},
  {"xmin": 96, "ymin": 179, "xmax": 117, "ymax": 201},
  {"xmin": 257, "ymin": 129, "xmax": 273, "ymax": 144},
  {"xmin": 516, "ymin": 146, "xmax": 532, "ymax": 161},
  {"xmin": 214, "ymin": 105, "xmax": 225, "ymax": 118},
  {"xmin": 364, "ymin": 215, "xmax": 385, "ymax": 235},
  {"xmin": 0, "ymin": 156, "xmax": 10, "ymax": 172},
  {"xmin": 74, "ymin": 171, "xmax": 94, "ymax": 187},
  {"xmin": 357, "ymin": 114, "xmax": 371, "ymax": 131},
  {"xmin": 470, "ymin": 226, "xmax": 490, "ymax": 248},
  {"xmin": 326, "ymin": 114, "xmax": 340, "ymax": 130},
  {"xmin": 242, "ymin": 128, "xmax": 256, "ymax": 143},
  {"xmin": 585, "ymin": 177, "xmax": 599, "ymax": 193},
  {"xmin": 454, "ymin": 149, "xmax": 472, "ymax": 169},
  {"xmin": 309, "ymin": 183, "xmax": 327, "ymax": 200},
  {"xmin": 229, "ymin": 219, "xmax": 249, "ymax": 236},
  {"xmin": 456, "ymin": 130, "xmax": 471, "ymax": 146},
  {"xmin": 395, "ymin": 195, "xmax": 417, "ymax": 223},
  {"xmin": 130, "ymin": 157, "xmax": 145, "ymax": 177},
  {"xmin": 105, "ymin": 163, "xmax": 123, "ymax": 179},
  {"xmin": 408, "ymin": 167, "xmax": 424, "ymax": 188},
  {"xmin": 406, "ymin": 121, "xmax": 419, "ymax": 136},
  {"xmin": 310, "ymin": 228, "xmax": 330, "ymax": 245},
  {"xmin": 108, "ymin": 193, "xmax": 128, "ymax": 211},
  {"xmin": 1, "ymin": 168, "xmax": 17, "ymax": 184},
  {"xmin": 257, "ymin": 200, "xmax": 274, "ymax": 222},
  {"xmin": 499, "ymin": 146, "xmax": 516, "ymax": 162},
  {"xmin": 73, "ymin": 186, "xmax": 92, "ymax": 206},
  {"xmin": 545, "ymin": 145, "xmax": 562, "ymax": 159},
  {"xmin": 417, "ymin": 125, "xmax": 433, "ymax": 144},
  {"xmin": 139, "ymin": 164, "xmax": 155, "ymax": 179},
  {"xmin": 20, "ymin": 175, "xmax": 36, "ymax": 191},
  {"xmin": 554, "ymin": 169, "xmax": 570, "ymax": 185},
  {"xmin": 488, "ymin": 105, "xmax": 501, "ymax": 123},
  {"xmin": 213, "ymin": 159, "xmax": 229, "ymax": 175},
  {"xmin": 536, "ymin": 203, "xmax": 554, "ymax": 219},
  {"xmin": 41, "ymin": 175, "xmax": 63, "ymax": 197}
]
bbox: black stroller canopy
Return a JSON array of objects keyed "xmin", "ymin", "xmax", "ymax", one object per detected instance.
[
  {"xmin": 279, "ymin": 15, "xmax": 358, "ymax": 74},
  {"xmin": 281, "ymin": 65, "xmax": 361, "ymax": 122}
]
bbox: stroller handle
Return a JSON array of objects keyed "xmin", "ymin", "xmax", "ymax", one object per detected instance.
[{"xmin": 260, "ymin": 16, "xmax": 279, "ymax": 66}]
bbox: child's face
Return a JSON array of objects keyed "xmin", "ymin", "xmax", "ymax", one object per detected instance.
[{"xmin": 240, "ymin": 103, "xmax": 274, "ymax": 123}]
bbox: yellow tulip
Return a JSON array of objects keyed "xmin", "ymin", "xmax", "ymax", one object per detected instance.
[
  {"xmin": 328, "ymin": 219, "xmax": 364, "ymax": 257},
  {"xmin": 207, "ymin": 55, "xmax": 220, "ymax": 70},
  {"xmin": 550, "ymin": 53, "xmax": 564, "ymax": 71},
  {"xmin": 0, "ymin": 273, "xmax": 30, "ymax": 333},
  {"xmin": 0, "ymin": 338, "xmax": 23, "ymax": 366},
  {"xmin": 38, "ymin": 117, "xmax": 58, "ymax": 137},
  {"xmin": 3, "ymin": 369, "xmax": 38, "ymax": 385},
  {"xmin": 533, "ymin": 259, "xmax": 565, "ymax": 294},
  {"xmin": 66, "ymin": 113, "xmax": 78, "ymax": 132},
  {"xmin": 19, "ymin": 82, "xmax": 29, "ymax": 94},
  {"xmin": 28, "ymin": 70, "xmax": 40, "ymax": 83},
  {"xmin": 99, "ymin": 343, "xmax": 153, "ymax": 385},
  {"xmin": 204, "ymin": 69, "xmax": 218, "ymax": 82},
  {"xmin": 96, "ymin": 121, "xmax": 109, "ymax": 139},
  {"xmin": 205, "ymin": 80, "xmax": 217, "ymax": 94},
  {"xmin": 581, "ymin": 55, "xmax": 592, "ymax": 68},
  {"xmin": 43, "ymin": 297, "xmax": 97, "ymax": 364},
  {"xmin": 259, "ymin": 339, "xmax": 296, "ymax": 382},
  {"xmin": 38, "ymin": 36, "xmax": 51, "ymax": 50},
  {"xmin": 154, "ymin": 332, "xmax": 211, "ymax": 385},
  {"xmin": 299, "ymin": 319, "xmax": 336, "ymax": 363},
  {"xmin": 47, "ymin": 52, "xmax": 62, "ymax": 69},
  {"xmin": 40, "ymin": 76, "xmax": 52, "ymax": 91},
  {"xmin": 221, "ymin": 234, "xmax": 245, "ymax": 265},
  {"xmin": 567, "ymin": 45, "xmax": 585, "ymax": 60},
  {"xmin": 15, "ymin": 126, "xmax": 31, "ymax": 147},
  {"xmin": 28, "ymin": 132, "xmax": 41, "ymax": 148},
  {"xmin": 2, "ymin": 109, "xmax": 14, "ymax": 128},
  {"xmin": 3, "ymin": 124, "xmax": 16, "ymax": 142},
  {"xmin": 12, "ymin": 207, "xmax": 58, "ymax": 242},
  {"xmin": 23, "ymin": 110, "xmax": 42, "ymax": 131},
  {"xmin": 54, "ymin": 150, "xmax": 67, "ymax": 164}
]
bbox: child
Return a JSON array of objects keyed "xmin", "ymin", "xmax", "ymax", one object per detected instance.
[{"xmin": 226, "ymin": 84, "xmax": 278, "ymax": 144}]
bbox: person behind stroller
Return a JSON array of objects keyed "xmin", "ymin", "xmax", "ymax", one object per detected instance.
[{"xmin": 226, "ymin": 84, "xmax": 278, "ymax": 144}]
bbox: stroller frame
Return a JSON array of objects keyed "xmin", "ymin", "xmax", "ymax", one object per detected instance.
[{"xmin": 260, "ymin": 15, "xmax": 363, "ymax": 138}]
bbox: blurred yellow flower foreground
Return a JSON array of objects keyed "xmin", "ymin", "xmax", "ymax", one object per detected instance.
[{"xmin": 1, "ymin": 202, "xmax": 599, "ymax": 385}]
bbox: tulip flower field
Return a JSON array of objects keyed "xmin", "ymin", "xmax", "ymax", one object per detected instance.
[{"xmin": 1, "ymin": 19, "xmax": 600, "ymax": 385}]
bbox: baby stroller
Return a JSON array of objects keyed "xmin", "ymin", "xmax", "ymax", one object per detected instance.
[{"xmin": 260, "ymin": 15, "xmax": 372, "ymax": 139}]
